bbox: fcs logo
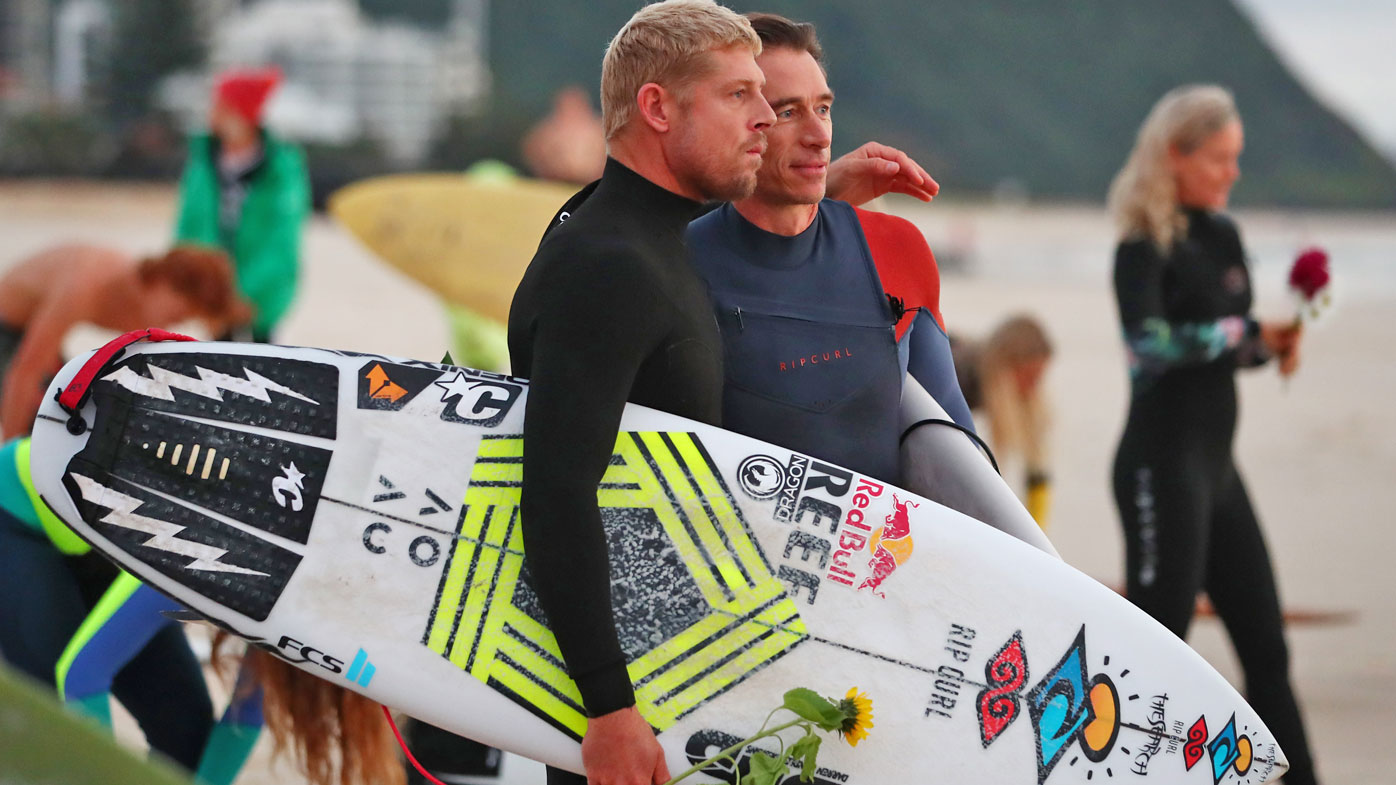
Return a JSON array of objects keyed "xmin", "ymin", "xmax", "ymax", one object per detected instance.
[
  {"xmin": 272, "ymin": 462, "xmax": 306, "ymax": 512},
  {"xmin": 737, "ymin": 455, "xmax": 785, "ymax": 500},
  {"xmin": 273, "ymin": 636, "xmax": 377, "ymax": 688},
  {"xmin": 345, "ymin": 648, "xmax": 377, "ymax": 688}
]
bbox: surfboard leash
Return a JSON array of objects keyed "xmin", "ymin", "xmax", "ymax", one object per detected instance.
[
  {"xmin": 54, "ymin": 328, "xmax": 196, "ymax": 434},
  {"xmin": 381, "ymin": 705, "xmax": 452, "ymax": 785}
]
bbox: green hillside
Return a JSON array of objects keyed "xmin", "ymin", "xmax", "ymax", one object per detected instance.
[{"xmin": 476, "ymin": 0, "xmax": 1396, "ymax": 207}]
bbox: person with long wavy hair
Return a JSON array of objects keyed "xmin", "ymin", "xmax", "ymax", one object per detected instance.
[
  {"xmin": 950, "ymin": 315, "xmax": 1053, "ymax": 527},
  {"xmin": 213, "ymin": 632, "xmax": 406, "ymax": 785},
  {"xmin": 1107, "ymin": 84, "xmax": 1318, "ymax": 785}
]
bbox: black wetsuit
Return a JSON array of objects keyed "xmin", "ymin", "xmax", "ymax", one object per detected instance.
[
  {"xmin": 508, "ymin": 158, "xmax": 721, "ymax": 784},
  {"xmin": 1111, "ymin": 208, "xmax": 1317, "ymax": 785}
]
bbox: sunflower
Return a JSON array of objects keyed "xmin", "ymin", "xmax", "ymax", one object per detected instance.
[{"xmin": 837, "ymin": 687, "xmax": 874, "ymax": 746}]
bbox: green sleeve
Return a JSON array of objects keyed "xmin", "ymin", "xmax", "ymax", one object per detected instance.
[
  {"xmin": 174, "ymin": 138, "xmax": 220, "ymax": 246},
  {"xmin": 236, "ymin": 146, "xmax": 310, "ymax": 332}
]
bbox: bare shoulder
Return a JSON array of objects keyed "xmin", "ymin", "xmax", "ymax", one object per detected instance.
[
  {"xmin": 24, "ymin": 245, "xmax": 129, "ymax": 307},
  {"xmin": 10, "ymin": 244, "xmax": 127, "ymax": 277}
]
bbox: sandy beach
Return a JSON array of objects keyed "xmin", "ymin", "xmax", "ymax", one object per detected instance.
[{"xmin": 3, "ymin": 182, "xmax": 1392, "ymax": 784}]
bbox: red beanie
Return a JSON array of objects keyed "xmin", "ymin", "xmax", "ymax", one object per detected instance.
[{"xmin": 213, "ymin": 67, "xmax": 282, "ymax": 127}]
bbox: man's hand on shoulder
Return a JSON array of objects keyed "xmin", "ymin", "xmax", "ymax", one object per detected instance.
[
  {"xmin": 827, "ymin": 142, "xmax": 940, "ymax": 206},
  {"xmin": 581, "ymin": 706, "xmax": 671, "ymax": 785}
]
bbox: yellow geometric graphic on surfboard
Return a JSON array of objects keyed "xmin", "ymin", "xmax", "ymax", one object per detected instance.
[{"xmin": 423, "ymin": 432, "xmax": 808, "ymax": 738}]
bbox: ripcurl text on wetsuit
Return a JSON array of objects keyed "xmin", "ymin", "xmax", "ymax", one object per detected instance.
[
  {"xmin": 686, "ymin": 200, "xmax": 972, "ymax": 485},
  {"xmin": 1111, "ymin": 207, "xmax": 1317, "ymax": 785}
]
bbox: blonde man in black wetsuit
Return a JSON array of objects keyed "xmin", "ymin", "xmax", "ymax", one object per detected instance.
[{"xmin": 509, "ymin": 4, "xmax": 774, "ymax": 783}]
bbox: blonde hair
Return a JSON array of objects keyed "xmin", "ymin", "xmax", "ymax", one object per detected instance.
[
  {"xmin": 978, "ymin": 315, "xmax": 1053, "ymax": 478},
  {"xmin": 600, "ymin": 0, "xmax": 761, "ymax": 140},
  {"xmin": 1107, "ymin": 85, "xmax": 1240, "ymax": 250}
]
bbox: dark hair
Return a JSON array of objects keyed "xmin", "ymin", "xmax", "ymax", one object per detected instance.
[
  {"xmin": 744, "ymin": 12, "xmax": 823, "ymax": 64},
  {"xmin": 136, "ymin": 245, "xmax": 251, "ymax": 325}
]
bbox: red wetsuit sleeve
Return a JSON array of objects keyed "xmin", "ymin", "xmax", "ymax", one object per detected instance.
[{"xmin": 854, "ymin": 207, "xmax": 944, "ymax": 338}]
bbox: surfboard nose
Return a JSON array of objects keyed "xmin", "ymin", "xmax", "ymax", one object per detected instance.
[
  {"xmin": 1271, "ymin": 747, "xmax": 1291, "ymax": 783},
  {"xmin": 1196, "ymin": 708, "xmax": 1290, "ymax": 784},
  {"xmin": 1247, "ymin": 711, "xmax": 1290, "ymax": 784}
]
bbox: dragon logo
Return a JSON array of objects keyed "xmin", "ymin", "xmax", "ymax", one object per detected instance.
[{"xmin": 737, "ymin": 455, "xmax": 785, "ymax": 500}]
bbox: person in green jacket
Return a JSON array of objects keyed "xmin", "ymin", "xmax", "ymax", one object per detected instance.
[{"xmin": 175, "ymin": 67, "xmax": 310, "ymax": 343}]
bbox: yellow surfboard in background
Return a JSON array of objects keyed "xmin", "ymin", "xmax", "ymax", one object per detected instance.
[{"xmin": 328, "ymin": 172, "xmax": 577, "ymax": 324}]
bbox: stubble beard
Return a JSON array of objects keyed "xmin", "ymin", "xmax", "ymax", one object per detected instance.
[
  {"xmin": 684, "ymin": 148, "xmax": 758, "ymax": 202},
  {"xmin": 673, "ymin": 126, "xmax": 760, "ymax": 202}
]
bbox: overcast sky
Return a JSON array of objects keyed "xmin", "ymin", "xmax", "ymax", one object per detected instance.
[{"xmin": 1234, "ymin": 0, "xmax": 1396, "ymax": 159}]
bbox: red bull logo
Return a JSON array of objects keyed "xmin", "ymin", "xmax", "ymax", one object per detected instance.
[{"xmin": 858, "ymin": 494, "xmax": 918, "ymax": 597}]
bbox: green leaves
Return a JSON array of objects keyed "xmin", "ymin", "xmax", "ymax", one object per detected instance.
[
  {"xmin": 737, "ymin": 732, "xmax": 822, "ymax": 785},
  {"xmin": 782, "ymin": 688, "xmax": 844, "ymax": 732},
  {"xmin": 741, "ymin": 751, "xmax": 789, "ymax": 785},
  {"xmin": 665, "ymin": 686, "xmax": 868, "ymax": 785},
  {"xmin": 790, "ymin": 734, "xmax": 822, "ymax": 782}
]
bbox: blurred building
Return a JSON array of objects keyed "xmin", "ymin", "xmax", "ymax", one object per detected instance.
[
  {"xmin": 2, "ymin": 0, "xmax": 489, "ymax": 166},
  {"xmin": 162, "ymin": 0, "xmax": 488, "ymax": 164},
  {"xmin": 52, "ymin": 0, "xmax": 110, "ymax": 106},
  {"xmin": 0, "ymin": 0, "xmax": 56, "ymax": 109}
]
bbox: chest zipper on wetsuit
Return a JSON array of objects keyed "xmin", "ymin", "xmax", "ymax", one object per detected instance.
[{"xmin": 724, "ymin": 303, "xmax": 896, "ymax": 337}]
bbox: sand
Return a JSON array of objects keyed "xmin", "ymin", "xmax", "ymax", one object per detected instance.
[{"xmin": 3, "ymin": 182, "xmax": 1391, "ymax": 784}]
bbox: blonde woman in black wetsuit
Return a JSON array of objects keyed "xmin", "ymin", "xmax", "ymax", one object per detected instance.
[{"xmin": 1108, "ymin": 85, "xmax": 1317, "ymax": 785}]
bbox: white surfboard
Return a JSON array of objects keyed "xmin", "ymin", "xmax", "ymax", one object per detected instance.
[{"xmin": 29, "ymin": 337, "xmax": 1287, "ymax": 784}]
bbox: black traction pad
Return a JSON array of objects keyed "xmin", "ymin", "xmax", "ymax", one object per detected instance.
[
  {"xmin": 61, "ymin": 462, "xmax": 301, "ymax": 622},
  {"xmin": 94, "ymin": 352, "xmax": 338, "ymax": 440},
  {"xmin": 80, "ymin": 395, "xmax": 331, "ymax": 545}
]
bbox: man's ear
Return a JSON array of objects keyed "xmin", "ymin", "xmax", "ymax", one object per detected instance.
[{"xmin": 635, "ymin": 82, "xmax": 675, "ymax": 134}]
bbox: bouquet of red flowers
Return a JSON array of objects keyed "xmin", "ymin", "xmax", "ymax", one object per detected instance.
[{"xmin": 1288, "ymin": 247, "xmax": 1332, "ymax": 325}]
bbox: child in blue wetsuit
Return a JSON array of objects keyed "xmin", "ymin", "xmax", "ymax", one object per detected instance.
[{"xmin": 0, "ymin": 437, "xmax": 262, "ymax": 784}]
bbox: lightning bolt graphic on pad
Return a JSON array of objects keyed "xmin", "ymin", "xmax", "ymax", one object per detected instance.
[
  {"xmin": 103, "ymin": 363, "xmax": 318, "ymax": 405},
  {"xmin": 70, "ymin": 473, "xmax": 269, "ymax": 576}
]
